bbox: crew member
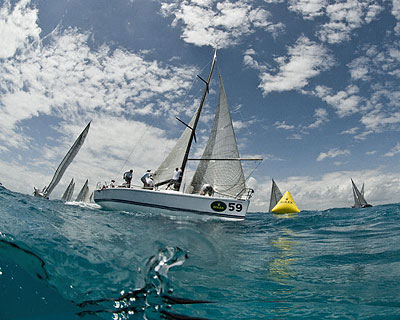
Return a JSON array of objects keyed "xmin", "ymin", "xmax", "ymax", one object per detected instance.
[
  {"xmin": 141, "ymin": 170, "xmax": 152, "ymax": 187},
  {"xmin": 167, "ymin": 167, "xmax": 182, "ymax": 190},
  {"xmin": 123, "ymin": 169, "xmax": 133, "ymax": 188},
  {"xmin": 145, "ymin": 174, "xmax": 155, "ymax": 189}
]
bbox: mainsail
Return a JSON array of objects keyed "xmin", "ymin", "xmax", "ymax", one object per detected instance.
[
  {"xmin": 269, "ymin": 179, "xmax": 283, "ymax": 212},
  {"xmin": 61, "ymin": 178, "xmax": 75, "ymax": 202},
  {"xmin": 351, "ymin": 179, "xmax": 371, "ymax": 208},
  {"xmin": 75, "ymin": 179, "xmax": 89, "ymax": 202},
  {"xmin": 41, "ymin": 121, "xmax": 91, "ymax": 198},
  {"xmin": 189, "ymin": 72, "xmax": 246, "ymax": 198}
]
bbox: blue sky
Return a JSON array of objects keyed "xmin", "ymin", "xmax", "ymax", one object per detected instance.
[{"xmin": 0, "ymin": 0, "xmax": 399, "ymax": 210}]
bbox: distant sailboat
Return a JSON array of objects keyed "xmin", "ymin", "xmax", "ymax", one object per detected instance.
[
  {"xmin": 269, "ymin": 179, "xmax": 283, "ymax": 212},
  {"xmin": 61, "ymin": 178, "xmax": 75, "ymax": 202},
  {"xmin": 75, "ymin": 179, "xmax": 90, "ymax": 202},
  {"xmin": 351, "ymin": 179, "xmax": 372, "ymax": 208},
  {"xmin": 34, "ymin": 122, "xmax": 91, "ymax": 199}
]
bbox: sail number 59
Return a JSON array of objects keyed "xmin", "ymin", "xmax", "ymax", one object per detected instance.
[{"xmin": 228, "ymin": 203, "xmax": 242, "ymax": 212}]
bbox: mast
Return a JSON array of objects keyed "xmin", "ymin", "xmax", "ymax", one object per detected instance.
[{"xmin": 178, "ymin": 49, "xmax": 217, "ymax": 185}]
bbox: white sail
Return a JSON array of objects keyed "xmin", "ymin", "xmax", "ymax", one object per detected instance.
[
  {"xmin": 352, "ymin": 184, "xmax": 361, "ymax": 207},
  {"xmin": 61, "ymin": 178, "xmax": 75, "ymax": 202},
  {"xmin": 269, "ymin": 179, "xmax": 283, "ymax": 212},
  {"xmin": 189, "ymin": 72, "xmax": 246, "ymax": 198},
  {"xmin": 75, "ymin": 179, "xmax": 89, "ymax": 202},
  {"xmin": 361, "ymin": 183, "xmax": 364, "ymax": 197},
  {"xmin": 41, "ymin": 122, "xmax": 91, "ymax": 198},
  {"xmin": 68, "ymin": 182, "xmax": 75, "ymax": 201},
  {"xmin": 152, "ymin": 108, "xmax": 200, "ymax": 187}
]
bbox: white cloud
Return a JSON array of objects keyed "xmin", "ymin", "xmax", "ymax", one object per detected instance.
[
  {"xmin": 159, "ymin": 0, "xmax": 282, "ymax": 48},
  {"xmin": 348, "ymin": 56, "xmax": 371, "ymax": 81},
  {"xmin": 288, "ymin": 0, "xmax": 327, "ymax": 20},
  {"xmin": 287, "ymin": 133, "xmax": 303, "ymax": 140},
  {"xmin": 233, "ymin": 119, "xmax": 255, "ymax": 130},
  {"xmin": 243, "ymin": 48, "xmax": 268, "ymax": 71},
  {"xmin": 313, "ymin": 85, "xmax": 362, "ymax": 117},
  {"xmin": 258, "ymin": 36, "xmax": 334, "ymax": 95},
  {"xmin": 307, "ymin": 107, "xmax": 328, "ymax": 129},
  {"xmin": 392, "ymin": 0, "xmax": 400, "ymax": 35},
  {"xmin": 317, "ymin": 148, "xmax": 350, "ymax": 161},
  {"xmin": 317, "ymin": 1, "xmax": 384, "ymax": 44},
  {"xmin": 348, "ymin": 43, "xmax": 400, "ymax": 81},
  {"xmin": 274, "ymin": 120, "xmax": 295, "ymax": 130},
  {"xmin": 361, "ymin": 110, "xmax": 400, "ymax": 132},
  {"xmin": 340, "ymin": 127, "xmax": 359, "ymax": 135},
  {"xmin": 273, "ymin": 107, "xmax": 328, "ymax": 140},
  {"xmin": 0, "ymin": 0, "xmax": 41, "ymax": 59},
  {"xmin": 384, "ymin": 142, "xmax": 400, "ymax": 157},
  {"xmin": 0, "ymin": 19, "xmax": 198, "ymax": 150}
]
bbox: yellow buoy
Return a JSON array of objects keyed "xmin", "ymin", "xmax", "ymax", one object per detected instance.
[{"xmin": 271, "ymin": 191, "xmax": 300, "ymax": 214}]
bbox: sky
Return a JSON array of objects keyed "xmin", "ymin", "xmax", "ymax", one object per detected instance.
[{"xmin": 0, "ymin": 0, "xmax": 399, "ymax": 211}]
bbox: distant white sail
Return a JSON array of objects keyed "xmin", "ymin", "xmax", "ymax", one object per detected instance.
[
  {"xmin": 269, "ymin": 179, "xmax": 283, "ymax": 212},
  {"xmin": 75, "ymin": 179, "xmax": 89, "ymax": 202},
  {"xmin": 189, "ymin": 72, "xmax": 246, "ymax": 198},
  {"xmin": 61, "ymin": 178, "xmax": 75, "ymax": 202},
  {"xmin": 40, "ymin": 122, "xmax": 91, "ymax": 198},
  {"xmin": 68, "ymin": 182, "xmax": 75, "ymax": 201},
  {"xmin": 360, "ymin": 183, "xmax": 364, "ymax": 197}
]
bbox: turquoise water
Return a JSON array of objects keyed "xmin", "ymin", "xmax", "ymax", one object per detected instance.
[{"xmin": 1, "ymin": 185, "xmax": 400, "ymax": 319}]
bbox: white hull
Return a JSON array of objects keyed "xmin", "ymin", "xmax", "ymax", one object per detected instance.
[{"xmin": 93, "ymin": 187, "xmax": 249, "ymax": 220}]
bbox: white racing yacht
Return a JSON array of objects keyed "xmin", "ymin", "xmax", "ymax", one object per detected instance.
[{"xmin": 94, "ymin": 51, "xmax": 261, "ymax": 220}]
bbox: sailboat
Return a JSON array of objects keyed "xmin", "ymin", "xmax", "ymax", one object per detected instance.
[
  {"xmin": 269, "ymin": 179, "xmax": 283, "ymax": 212},
  {"xmin": 351, "ymin": 179, "xmax": 372, "ymax": 208},
  {"xmin": 34, "ymin": 121, "xmax": 91, "ymax": 199},
  {"xmin": 61, "ymin": 178, "xmax": 75, "ymax": 202},
  {"xmin": 75, "ymin": 179, "xmax": 90, "ymax": 202},
  {"xmin": 94, "ymin": 51, "xmax": 261, "ymax": 220}
]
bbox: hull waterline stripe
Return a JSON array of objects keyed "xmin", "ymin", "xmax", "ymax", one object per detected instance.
[{"xmin": 95, "ymin": 198, "xmax": 244, "ymax": 220}]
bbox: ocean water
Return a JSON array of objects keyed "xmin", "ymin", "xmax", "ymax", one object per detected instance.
[{"xmin": 1, "ymin": 186, "xmax": 400, "ymax": 320}]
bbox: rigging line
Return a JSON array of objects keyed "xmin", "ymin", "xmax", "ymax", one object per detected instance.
[
  {"xmin": 244, "ymin": 159, "xmax": 263, "ymax": 182},
  {"xmin": 178, "ymin": 60, "xmax": 211, "ymax": 118},
  {"xmin": 116, "ymin": 130, "xmax": 147, "ymax": 180}
]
